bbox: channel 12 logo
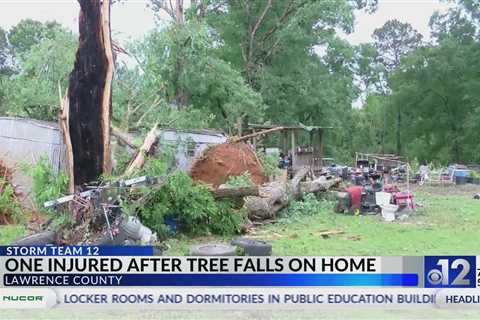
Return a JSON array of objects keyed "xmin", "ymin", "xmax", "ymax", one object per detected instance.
[{"xmin": 424, "ymin": 256, "xmax": 476, "ymax": 288}]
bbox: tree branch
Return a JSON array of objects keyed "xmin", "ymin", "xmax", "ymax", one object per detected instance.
[
  {"xmin": 251, "ymin": 0, "xmax": 272, "ymax": 40},
  {"xmin": 261, "ymin": 0, "xmax": 300, "ymax": 43}
]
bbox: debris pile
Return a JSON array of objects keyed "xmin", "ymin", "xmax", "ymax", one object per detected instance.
[
  {"xmin": 190, "ymin": 142, "xmax": 267, "ymax": 188},
  {"xmin": 40, "ymin": 176, "xmax": 159, "ymax": 246}
]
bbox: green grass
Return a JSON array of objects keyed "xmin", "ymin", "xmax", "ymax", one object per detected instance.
[
  {"xmin": 1, "ymin": 186, "xmax": 480, "ymax": 319},
  {"xmin": 165, "ymin": 186, "xmax": 480, "ymax": 256},
  {"xmin": 0, "ymin": 224, "xmax": 26, "ymax": 245},
  {"xmin": 1, "ymin": 185, "xmax": 478, "ymax": 256}
]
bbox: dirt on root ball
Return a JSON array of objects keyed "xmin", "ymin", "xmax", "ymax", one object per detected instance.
[{"xmin": 190, "ymin": 142, "xmax": 267, "ymax": 189}]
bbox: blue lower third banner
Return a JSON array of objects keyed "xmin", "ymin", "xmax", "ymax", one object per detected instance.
[
  {"xmin": 0, "ymin": 246, "xmax": 154, "ymax": 256},
  {"xmin": 4, "ymin": 273, "xmax": 418, "ymax": 287}
]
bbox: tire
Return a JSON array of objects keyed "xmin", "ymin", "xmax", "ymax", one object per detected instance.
[
  {"xmin": 189, "ymin": 243, "xmax": 237, "ymax": 256},
  {"xmin": 12, "ymin": 231, "xmax": 56, "ymax": 246},
  {"xmin": 231, "ymin": 238, "xmax": 272, "ymax": 256}
]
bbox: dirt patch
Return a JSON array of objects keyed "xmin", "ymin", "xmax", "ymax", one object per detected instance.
[{"xmin": 190, "ymin": 142, "xmax": 267, "ymax": 188}]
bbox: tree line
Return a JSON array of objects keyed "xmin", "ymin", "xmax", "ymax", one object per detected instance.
[{"xmin": 0, "ymin": 0, "xmax": 478, "ymax": 165}]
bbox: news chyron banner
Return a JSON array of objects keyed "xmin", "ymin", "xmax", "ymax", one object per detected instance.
[{"xmin": 0, "ymin": 246, "xmax": 479, "ymax": 310}]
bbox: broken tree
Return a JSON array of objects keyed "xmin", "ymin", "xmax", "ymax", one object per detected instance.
[
  {"xmin": 125, "ymin": 123, "xmax": 159, "ymax": 175},
  {"xmin": 244, "ymin": 168, "xmax": 341, "ymax": 220},
  {"xmin": 66, "ymin": 0, "xmax": 114, "ymax": 188}
]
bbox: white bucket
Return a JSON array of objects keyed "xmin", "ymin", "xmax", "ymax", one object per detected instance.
[
  {"xmin": 376, "ymin": 192, "xmax": 392, "ymax": 207},
  {"xmin": 381, "ymin": 204, "xmax": 398, "ymax": 222}
]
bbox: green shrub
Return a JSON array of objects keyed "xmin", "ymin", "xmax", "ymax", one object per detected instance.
[
  {"xmin": 140, "ymin": 150, "xmax": 174, "ymax": 177},
  {"xmin": 258, "ymin": 152, "xmax": 280, "ymax": 177},
  {"xmin": 22, "ymin": 157, "xmax": 68, "ymax": 213},
  {"xmin": 49, "ymin": 212, "xmax": 74, "ymax": 231},
  {"xmin": 208, "ymin": 200, "xmax": 246, "ymax": 236},
  {"xmin": 0, "ymin": 178, "xmax": 24, "ymax": 223},
  {"xmin": 471, "ymin": 170, "xmax": 480, "ymax": 180},
  {"xmin": 121, "ymin": 145, "xmax": 176, "ymax": 178},
  {"xmin": 112, "ymin": 146, "xmax": 132, "ymax": 176},
  {"xmin": 224, "ymin": 172, "xmax": 254, "ymax": 188},
  {"xmin": 134, "ymin": 172, "xmax": 244, "ymax": 238},
  {"xmin": 284, "ymin": 193, "xmax": 333, "ymax": 217}
]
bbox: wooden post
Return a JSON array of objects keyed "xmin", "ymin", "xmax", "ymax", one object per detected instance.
[
  {"xmin": 236, "ymin": 116, "xmax": 243, "ymax": 137},
  {"xmin": 282, "ymin": 131, "xmax": 288, "ymax": 155},
  {"xmin": 318, "ymin": 129, "xmax": 324, "ymax": 164},
  {"xmin": 252, "ymin": 129, "xmax": 256, "ymax": 149},
  {"xmin": 291, "ymin": 129, "xmax": 296, "ymax": 170},
  {"xmin": 309, "ymin": 130, "xmax": 314, "ymax": 168}
]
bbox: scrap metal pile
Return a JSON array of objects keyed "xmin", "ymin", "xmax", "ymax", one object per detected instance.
[
  {"xmin": 13, "ymin": 175, "xmax": 160, "ymax": 246},
  {"xmin": 328, "ymin": 154, "xmax": 416, "ymax": 222}
]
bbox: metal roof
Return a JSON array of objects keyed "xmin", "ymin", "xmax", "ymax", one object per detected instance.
[
  {"xmin": 248, "ymin": 123, "xmax": 333, "ymax": 131},
  {"xmin": 0, "ymin": 116, "xmax": 59, "ymax": 130}
]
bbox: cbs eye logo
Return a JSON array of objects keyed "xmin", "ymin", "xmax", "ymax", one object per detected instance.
[
  {"xmin": 427, "ymin": 268, "xmax": 444, "ymax": 285},
  {"xmin": 425, "ymin": 257, "xmax": 474, "ymax": 288}
]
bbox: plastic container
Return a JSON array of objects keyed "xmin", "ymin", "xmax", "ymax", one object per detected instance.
[
  {"xmin": 375, "ymin": 192, "xmax": 392, "ymax": 207},
  {"xmin": 455, "ymin": 176, "xmax": 468, "ymax": 185},
  {"xmin": 164, "ymin": 216, "xmax": 178, "ymax": 235},
  {"xmin": 381, "ymin": 204, "xmax": 398, "ymax": 222},
  {"xmin": 454, "ymin": 169, "xmax": 471, "ymax": 178}
]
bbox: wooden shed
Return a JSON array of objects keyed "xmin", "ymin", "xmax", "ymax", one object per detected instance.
[{"xmin": 248, "ymin": 123, "xmax": 332, "ymax": 174}]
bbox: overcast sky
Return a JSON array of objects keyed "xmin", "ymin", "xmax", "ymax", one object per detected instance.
[{"xmin": 0, "ymin": 0, "xmax": 453, "ymax": 44}]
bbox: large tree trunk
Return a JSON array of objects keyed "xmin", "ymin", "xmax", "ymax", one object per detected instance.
[
  {"xmin": 213, "ymin": 186, "xmax": 260, "ymax": 199},
  {"xmin": 67, "ymin": 0, "xmax": 113, "ymax": 187},
  {"xmin": 244, "ymin": 168, "xmax": 341, "ymax": 221}
]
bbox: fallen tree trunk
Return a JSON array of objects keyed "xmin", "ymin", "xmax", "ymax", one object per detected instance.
[
  {"xmin": 300, "ymin": 176, "xmax": 342, "ymax": 194},
  {"xmin": 213, "ymin": 186, "xmax": 259, "ymax": 199},
  {"xmin": 244, "ymin": 168, "xmax": 341, "ymax": 220},
  {"xmin": 244, "ymin": 168, "xmax": 309, "ymax": 220},
  {"xmin": 67, "ymin": 0, "xmax": 113, "ymax": 187},
  {"xmin": 244, "ymin": 181, "xmax": 288, "ymax": 220}
]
